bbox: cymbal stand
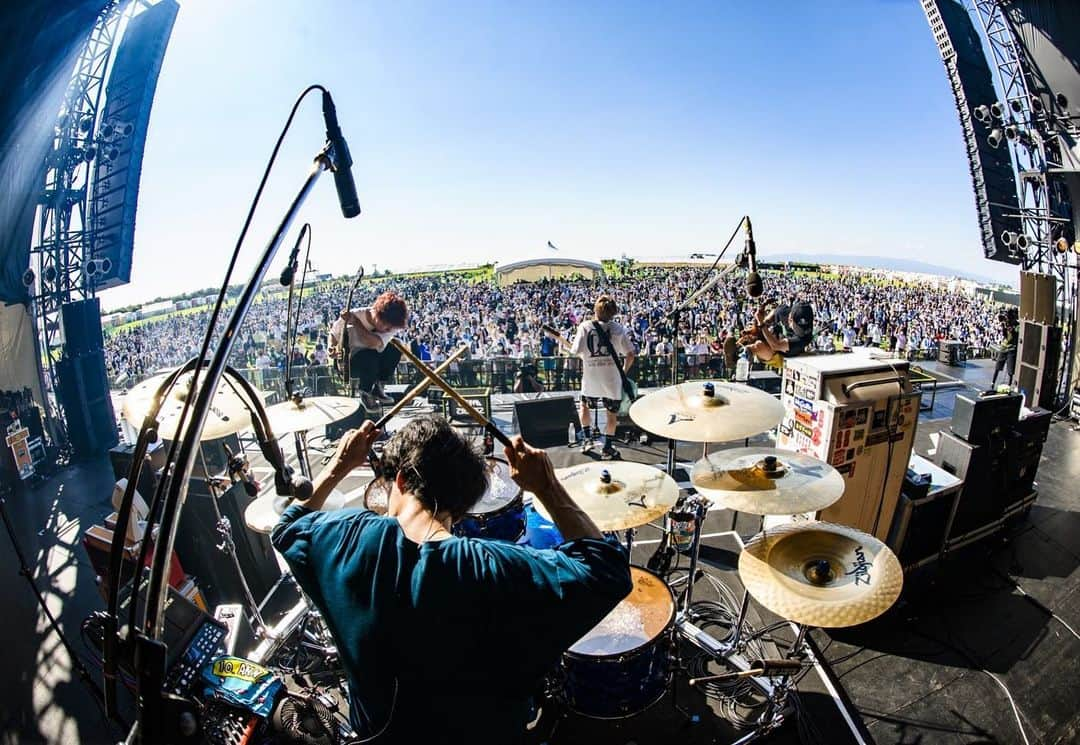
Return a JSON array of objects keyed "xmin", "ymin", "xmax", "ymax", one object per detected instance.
[
  {"xmin": 197, "ymin": 450, "xmax": 270, "ymax": 637},
  {"xmin": 727, "ymin": 624, "xmax": 809, "ymax": 745},
  {"xmin": 293, "ymin": 430, "xmax": 312, "ymax": 479}
]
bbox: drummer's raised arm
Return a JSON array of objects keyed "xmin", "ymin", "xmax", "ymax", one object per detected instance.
[{"xmin": 504, "ymin": 436, "xmax": 602, "ymax": 541}]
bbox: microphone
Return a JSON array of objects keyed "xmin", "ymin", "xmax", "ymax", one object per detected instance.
[
  {"xmin": 321, "ymin": 90, "xmax": 361, "ymax": 218},
  {"xmin": 279, "ymin": 223, "xmax": 309, "ymax": 286},
  {"xmin": 223, "ymin": 443, "xmax": 259, "ymax": 498},
  {"xmin": 743, "ymin": 216, "xmax": 763, "ymax": 298}
]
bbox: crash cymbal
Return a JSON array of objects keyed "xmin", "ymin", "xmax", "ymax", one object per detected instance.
[
  {"xmin": 243, "ymin": 490, "xmax": 348, "ymax": 534},
  {"xmin": 264, "ymin": 396, "xmax": 359, "ymax": 434},
  {"xmin": 738, "ymin": 521, "xmax": 903, "ymax": 628},
  {"xmin": 628, "ymin": 380, "xmax": 784, "ymax": 443},
  {"xmin": 533, "ymin": 462, "xmax": 679, "ymax": 532},
  {"xmin": 691, "ymin": 447, "xmax": 845, "ymax": 516},
  {"xmin": 121, "ymin": 370, "xmax": 263, "ymax": 441}
]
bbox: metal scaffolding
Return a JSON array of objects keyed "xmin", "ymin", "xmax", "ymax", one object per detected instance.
[{"xmin": 969, "ymin": 0, "xmax": 1079, "ymax": 403}]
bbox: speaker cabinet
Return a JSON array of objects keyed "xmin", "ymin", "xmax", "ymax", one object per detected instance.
[
  {"xmin": 60, "ymin": 298, "xmax": 105, "ymax": 354},
  {"xmin": 1016, "ymin": 321, "xmax": 1061, "ymax": 409},
  {"xmin": 513, "ymin": 396, "xmax": 578, "ymax": 448},
  {"xmin": 1019, "ymin": 271, "xmax": 1056, "ymax": 325},
  {"xmin": 56, "ymin": 351, "xmax": 118, "ymax": 458},
  {"xmin": 935, "ymin": 432, "xmax": 1013, "ymax": 542},
  {"xmin": 950, "ymin": 391, "xmax": 1021, "ymax": 444}
]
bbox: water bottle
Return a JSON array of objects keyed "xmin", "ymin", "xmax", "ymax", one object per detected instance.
[
  {"xmin": 735, "ymin": 353, "xmax": 750, "ymax": 383},
  {"xmin": 568, "ymin": 421, "xmax": 577, "ymax": 446}
]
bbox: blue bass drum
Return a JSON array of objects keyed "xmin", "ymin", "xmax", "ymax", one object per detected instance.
[
  {"xmin": 559, "ymin": 566, "xmax": 675, "ymax": 718},
  {"xmin": 452, "ymin": 457, "xmax": 526, "ymax": 542}
]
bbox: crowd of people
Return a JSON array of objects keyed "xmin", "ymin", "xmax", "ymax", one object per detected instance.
[{"xmin": 103, "ymin": 265, "xmax": 1007, "ymax": 388}]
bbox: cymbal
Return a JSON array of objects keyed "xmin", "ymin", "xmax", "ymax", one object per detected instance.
[
  {"xmin": 121, "ymin": 370, "xmax": 263, "ymax": 441},
  {"xmin": 533, "ymin": 462, "xmax": 679, "ymax": 532},
  {"xmin": 738, "ymin": 521, "xmax": 903, "ymax": 628},
  {"xmin": 691, "ymin": 447, "xmax": 845, "ymax": 516},
  {"xmin": 264, "ymin": 396, "xmax": 358, "ymax": 434},
  {"xmin": 628, "ymin": 380, "xmax": 784, "ymax": 443},
  {"xmin": 243, "ymin": 490, "xmax": 347, "ymax": 534}
]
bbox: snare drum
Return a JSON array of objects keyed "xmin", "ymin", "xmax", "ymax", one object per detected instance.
[
  {"xmin": 559, "ymin": 566, "xmax": 674, "ymax": 718},
  {"xmin": 452, "ymin": 457, "xmax": 526, "ymax": 542}
]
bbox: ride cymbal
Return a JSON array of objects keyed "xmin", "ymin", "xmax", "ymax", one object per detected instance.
[
  {"xmin": 121, "ymin": 369, "xmax": 262, "ymax": 441},
  {"xmin": 691, "ymin": 447, "xmax": 845, "ymax": 516},
  {"xmin": 629, "ymin": 380, "xmax": 784, "ymax": 443},
  {"xmin": 738, "ymin": 521, "xmax": 903, "ymax": 628},
  {"xmin": 264, "ymin": 396, "xmax": 359, "ymax": 434},
  {"xmin": 533, "ymin": 461, "xmax": 680, "ymax": 533},
  {"xmin": 243, "ymin": 490, "xmax": 347, "ymax": 534}
]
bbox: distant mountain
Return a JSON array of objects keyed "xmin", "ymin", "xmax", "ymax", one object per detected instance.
[{"xmin": 760, "ymin": 253, "xmax": 1013, "ymax": 287}]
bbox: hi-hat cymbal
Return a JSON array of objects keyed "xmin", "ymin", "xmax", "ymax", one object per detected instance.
[
  {"xmin": 691, "ymin": 447, "xmax": 845, "ymax": 516},
  {"xmin": 629, "ymin": 380, "xmax": 784, "ymax": 443},
  {"xmin": 533, "ymin": 462, "xmax": 679, "ymax": 532},
  {"xmin": 121, "ymin": 370, "xmax": 263, "ymax": 441},
  {"xmin": 243, "ymin": 490, "xmax": 347, "ymax": 534},
  {"xmin": 738, "ymin": 521, "xmax": 903, "ymax": 628},
  {"xmin": 264, "ymin": 396, "xmax": 359, "ymax": 434}
]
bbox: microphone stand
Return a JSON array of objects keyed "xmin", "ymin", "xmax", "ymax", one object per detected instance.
[
  {"xmin": 647, "ymin": 218, "xmax": 746, "ymax": 577},
  {"xmin": 131, "ymin": 143, "xmax": 337, "ymax": 745}
]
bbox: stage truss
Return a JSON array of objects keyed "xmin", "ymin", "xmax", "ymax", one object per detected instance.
[{"xmin": 969, "ymin": 0, "xmax": 1078, "ymax": 401}]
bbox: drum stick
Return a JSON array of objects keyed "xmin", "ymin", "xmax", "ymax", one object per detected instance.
[
  {"xmin": 390, "ymin": 338, "xmax": 514, "ymax": 448},
  {"xmin": 374, "ymin": 344, "xmax": 468, "ymax": 428}
]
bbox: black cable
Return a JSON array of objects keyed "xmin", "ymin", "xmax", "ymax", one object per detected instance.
[
  {"xmin": 284, "ymin": 223, "xmax": 313, "ymax": 399},
  {"xmin": 126, "ymin": 84, "xmax": 326, "ymax": 639}
]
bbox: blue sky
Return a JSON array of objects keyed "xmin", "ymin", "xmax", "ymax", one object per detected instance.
[{"xmin": 104, "ymin": 0, "xmax": 1010, "ymax": 309}]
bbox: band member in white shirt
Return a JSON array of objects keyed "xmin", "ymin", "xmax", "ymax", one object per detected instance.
[
  {"xmin": 329, "ymin": 291, "xmax": 409, "ymax": 410},
  {"xmin": 569, "ymin": 295, "xmax": 636, "ymax": 459}
]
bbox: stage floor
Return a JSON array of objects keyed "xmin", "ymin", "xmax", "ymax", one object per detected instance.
[{"xmin": 5, "ymin": 359, "xmax": 1079, "ymax": 744}]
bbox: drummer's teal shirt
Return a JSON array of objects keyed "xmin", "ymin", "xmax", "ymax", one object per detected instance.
[{"xmin": 272, "ymin": 505, "xmax": 631, "ymax": 744}]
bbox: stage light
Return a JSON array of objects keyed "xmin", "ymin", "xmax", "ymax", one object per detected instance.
[
  {"xmin": 987, "ymin": 129, "xmax": 1004, "ymax": 148},
  {"xmin": 1056, "ymin": 237, "xmax": 1069, "ymax": 253},
  {"xmin": 1056, "ymin": 93, "xmax": 1069, "ymax": 109},
  {"xmin": 1010, "ymin": 99, "xmax": 1023, "ymax": 113},
  {"xmin": 79, "ymin": 117, "xmax": 93, "ymax": 134},
  {"xmin": 974, "ymin": 104, "xmax": 991, "ymax": 122},
  {"xmin": 121, "ymin": 123, "xmax": 134, "ymax": 137},
  {"xmin": 1074, "ymin": 241, "xmax": 1080, "ymax": 255},
  {"xmin": 21, "ymin": 269, "xmax": 35, "ymax": 287},
  {"xmin": 990, "ymin": 101, "xmax": 1005, "ymax": 119},
  {"xmin": 100, "ymin": 123, "xmax": 114, "ymax": 139},
  {"xmin": 1030, "ymin": 96, "xmax": 1044, "ymax": 113},
  {"xmin": 43, "ymin": 265, "xmax": 57, "ymax": 283},
  {"xmin": 106, "ymin": 147, "xmax": 119, "ymax": 162},
  {"xmin": 84, "ymin": 146, "xmax": 96, "ymax": 162},
  {"xmin": 101, "ymin": 257, "xmax": 112, "ymax": 274},
  {"xmin": 1015, "ymin": 234, "xmax": 1030, "ymax": 250},
  {"xmin": 1001, "ymin": 230, "xmax": 1017, "ymax": 246}
]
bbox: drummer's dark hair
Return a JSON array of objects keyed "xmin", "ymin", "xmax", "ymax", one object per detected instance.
[{"xmin": 380, "ymin": 416, "xmax": 489, "ymax": 520}]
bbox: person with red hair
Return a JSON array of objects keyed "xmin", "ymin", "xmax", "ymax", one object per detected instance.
[{"xmin": 330, "ymin": 291, "xmax": 409, "ymax": 409}]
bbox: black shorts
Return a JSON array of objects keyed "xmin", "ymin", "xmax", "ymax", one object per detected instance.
[{"xmin": 582, "ymin": 396, "xmax": 621, "ymax": 413}]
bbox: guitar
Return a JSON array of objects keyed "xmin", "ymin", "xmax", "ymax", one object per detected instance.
[
  {"xmin": 541, "ymin": 323, "xmax": 573, "ymax": 350},
  {"xmin": 334, "ymin": 265, "xmax": 365, "ymax": 382}
]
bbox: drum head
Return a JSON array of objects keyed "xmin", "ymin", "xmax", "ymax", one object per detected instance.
[
  {"xmin": 568, "ymin": 567, "xmax": 674, "ymax": 657},
  {"xmin": 363, "ymin": 478, "xmax": 390, "ymax": 515},
  {"xmin": 468, "ymin": 458, "xmax": 521, "ymax": 516}
]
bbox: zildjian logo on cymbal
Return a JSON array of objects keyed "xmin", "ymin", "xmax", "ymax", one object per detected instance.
[
  {"xmin": 668, "ymin": 413, "xmax": 695, "ymax": 425},
  {"xmin": 845, "ymin": 546, "xmax": 873, "ymax": 586}
]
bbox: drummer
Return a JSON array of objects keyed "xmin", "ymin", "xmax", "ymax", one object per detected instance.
[
  {"xmin": 329, "ymin": 290, "xmax": 409, "ymax": 410},
  {"xmin": 271, "ymin": 416, "xmax": 632, "ymax": 744}
]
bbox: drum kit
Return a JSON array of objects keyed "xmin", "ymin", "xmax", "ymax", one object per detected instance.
[
  {"xmin": 520, "ymin": 379, "xmax": 903, "ymax": 739},
  {"xmin": 123, "ymin": 360, "xmax": 903, "ymax": 741}
]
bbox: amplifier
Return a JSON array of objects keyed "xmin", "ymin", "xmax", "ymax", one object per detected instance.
[
  {"xmin": 747, "ymin": 370, "xmax": 782, "ymax": 396},
  {"xmin": 888, "ymin": 455, "xmax": 961, "ymax": 571},
  {"xmin": 950, "ymin": 391, "xmax": 1021, "ymax": 444}
]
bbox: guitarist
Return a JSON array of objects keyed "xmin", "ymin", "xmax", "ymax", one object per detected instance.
[
  {"xmin": 742, "ymin": 298, "xmax": 814, "ymax": 370},
  {"xmin": 567, "ymin": 295, "xmax": 636, "ymax": 460},
  {"xmin": 329, "ymin": 291, "xmax": 410, "ymax": 410}
]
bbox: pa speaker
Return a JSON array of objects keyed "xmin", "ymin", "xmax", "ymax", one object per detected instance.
[
  {"xmin": 514, "ymin": 396, "xmax": 577, "ymax": 448},
  {"xmin": 61, "ymin": 298, "xmax": 105, "ymax": 354},
  {"xmin": 56, "ymin": 351, "xmax": 118, "ymax": 458}
]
